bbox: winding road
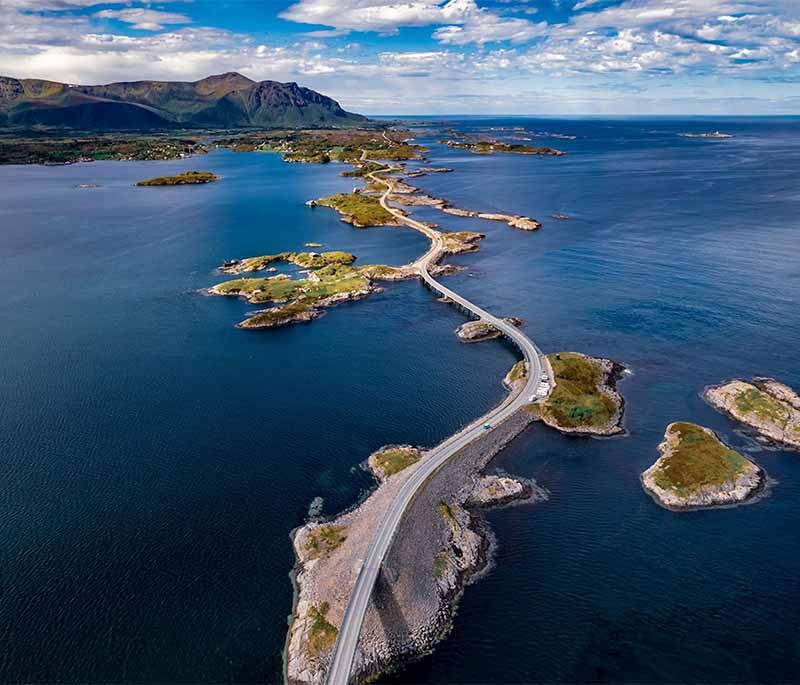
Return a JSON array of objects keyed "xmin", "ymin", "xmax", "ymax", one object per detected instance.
[{"xmin": 325, "ymin": 148, "xmax": 548, "ymax": 685}]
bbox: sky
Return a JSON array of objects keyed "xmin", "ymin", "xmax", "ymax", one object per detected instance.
[{"xmin": 3, "ymin": 0, "xmax": 800, "ymax": 115}]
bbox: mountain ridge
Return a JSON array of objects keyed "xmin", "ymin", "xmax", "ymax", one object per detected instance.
[{"xmin": 0, "ymin": 72, "xmax": 367, "ymax": 129}]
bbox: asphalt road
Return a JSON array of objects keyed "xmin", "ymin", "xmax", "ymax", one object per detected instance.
[{"xmin": 325, "ymin": 156, "xmax": 546, "ymax": 685}]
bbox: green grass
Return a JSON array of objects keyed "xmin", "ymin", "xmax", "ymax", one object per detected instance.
[
  {"xmin": 228, "ymin": 251, "xmax": 355, "ymax": 273},
  {"xmin": 304, "ymin": 524, "xmax": 347, "ymax": 560},
  {"xmin": 508, "ymin": 361, "xmax": 527, "ymax": 383},
  {"xmin": 212, "ymin": 269, "xmax": 368, "ymax": 305},
  {"xmin": 284, "ymin": 151, "xmax": 330, "ymax": 163},
  {"xmin": 372, "ymin": 447, "xmax": 420, "ymax": 477},
  {"xmin": 358, "ymin": 264, "xmax": 404, "ymax": 279},
  {"xmin": 306, "ymin": 603, "xmax": 338, "ymax": 656},
  {"xmin": 434, "ymin": 549, "xmax": 449, "ymax": 579},
  {"xmin": 238, "ymin": 301, "xmax": 314, "ymax": 329},
  {"xmin": 652, "ymin": 422, "xmax": 750, "ymax": 496},
  {"xmin": 317, "ymin": 193, "xmax": 397, "ymax": 227},
  {"xmin": 733, "ymin": 387, "xmax": 789, "ymax": 425},
  {"xmin": 362, "ymin": 144, "xmax": 423, "ymax": 160},
  {"xmin": 541, "ymin": 353, "xmax": 617, "ymax": 429},
  {"xmin": 437, "ymin": 501, "xmax": 455, "ymax": 524},
  {"xmin": 342, "ymin": 161, "xmax": 389, "ymax": 177},
  {"xmin": 135, "ymin": 171, "xmax": 218, "ymax": 186}
]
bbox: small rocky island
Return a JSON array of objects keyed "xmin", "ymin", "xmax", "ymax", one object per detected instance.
[
  {"xmin": 705, "ymin": 377, "xmax": 800, "ymax": 450},
  {"xmin": 455, "ymin": 317, "xmax": 522, "ymax": 343},
  {"xmin": 642, "ymin": 422, "xmax": 765, "ymax": 510},
  {"xmin": 135, "ymin": 170, "xmax": 218, "ymax": 186},
  {"xmin": 538, "ymin": 352, "xmax": 625, "ymax": 435}
]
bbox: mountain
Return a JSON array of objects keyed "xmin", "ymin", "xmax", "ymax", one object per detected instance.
[{"xmin": 0, "ymin": 72, "xmax": 368, "ymax": 130}]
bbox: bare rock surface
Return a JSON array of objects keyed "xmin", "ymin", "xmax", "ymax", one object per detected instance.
[{"xmin": 455, "ymin": 317, "xmax": 522, "ymax": 343}]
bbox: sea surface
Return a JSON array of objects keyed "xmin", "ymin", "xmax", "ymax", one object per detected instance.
[{"xmin": 1, "ymin": 118, "xmax": 799, "ymax": 683}]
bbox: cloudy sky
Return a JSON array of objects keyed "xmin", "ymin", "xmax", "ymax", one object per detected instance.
[{"xmin": 3, "ymin": 0, "xmax": 800, "ymax": 114}]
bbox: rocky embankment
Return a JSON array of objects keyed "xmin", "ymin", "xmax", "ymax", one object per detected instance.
[
  {"xmin": 539, "ymin": 352, "xmax": 626, "ymax": 436},
  {"xmin": 641, "ymin": 422, "xmax": 765, "ymax": 511},
  {"xmin": 455, "ymin": 317, "xmax": 522, "ymax": 343},
  {"xmin": 705, "ymin": 377, "xmax": 800, "ymax": 450},
  {"xmin": 286, "ymin": 362, "xmax": 547, "ymax": 685}
]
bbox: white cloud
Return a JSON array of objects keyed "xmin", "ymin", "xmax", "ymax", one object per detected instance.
[
  {"xmin": 94, "ymin": 8, "xmax": 192, "ymax": 31},
  {"xmin": 280, "ymin": 0, "xmax": 544, "ymax": 45}
]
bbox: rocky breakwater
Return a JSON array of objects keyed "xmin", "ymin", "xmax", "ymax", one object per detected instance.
[
  {"xmin": 705, "ymin": 377, "xmax": 800, "ymax": 450},
  {"xmin": 286, "ymin": 361, "xmax": 548, "ymax": 684},
  {"xmin": 641, "ymin": 422, "xmax": 766, "ymax": 511},
  {"xmin": 455, "ymin": 317, "xmax": 522, "ymax": 343},
  {"xmin": 538, "ymin": 352, "xmax": 626, "ymax": 436}
]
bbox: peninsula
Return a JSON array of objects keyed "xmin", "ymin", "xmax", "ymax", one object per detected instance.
[
  {"xmin": 705, "ymin": 377, "xmax": 800, "ymax": 450},
  {"xmin": 641, "ymin": 422, "xmax": 765, "ymax": 510}
]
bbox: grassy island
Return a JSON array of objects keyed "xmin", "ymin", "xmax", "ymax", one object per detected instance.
[
  {"xmin": 211, "ymin": 255, "xmax": 378, "ymax": 329},
  {"xmin": 705, "ymin": 378, "xmax": 800, "ymax": 449},
  {"xmin": 221, "ymin": 250, "xmax": 355, "ymax": 274},
  {"xmin": 642, "ymin": 422, "xmax": 764, "ymax": 510},
  {"xmin": 136, "ymin": 171, "xmax": 218, "ymax": 186},
  {"xmin": 444, "ymin": 139, "xmax": 564, "ymax": 156},
  {"xmin": 540, "ymin": 352, "xmax": 623, "ymax": 434},
  {"xmin": 316, "ymin": 193, "xmax": 399, "ymax": 227}
]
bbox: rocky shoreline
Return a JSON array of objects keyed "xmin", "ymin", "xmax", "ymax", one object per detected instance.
[
  {"xmin": 539, "ymin": 353, "xmax": 627, "ymax": 436},
  {"xmin": 285, "ymin": 379, "xmax": 545, "ymax": 685},
  {"xmin": 455, "ymin": 317, "xmax": 522, "ymax": 343},
  {"xmin": 705, "ymin": 377, "xmax": 800, "ymax": 450},
  {"xmin": 641, "ymin": 422, "xmax": 766, "ymax": 511}
]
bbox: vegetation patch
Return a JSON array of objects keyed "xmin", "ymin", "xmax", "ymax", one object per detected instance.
[
  {"xmin": 733, "ymin": 387, "xmax": 789, "ymax": 425},
  {"xmin": 304, "ymin": 524, "xmax": 347, "ymax": 560},
  {"xmin": 369, "ymin": 446, "xmax": 421, "ymax": 478},
  {"xmin": 362, "ymin": 143, "xmax": 424, "ymax": 160},
  {"xmin": 135, "ymin": 171, "xmax": 218, "ymax": 186},
  {"xmin": 444, "ymin": 139, "xmax": 564, "ymax": 156},
  {"xmin": 541, "ymin": 352, "xmax": 618, "ymax": 430},
  {"xmin": 342, "ymin": 161, "xmax": 390, "ymax": 177},
  {"xmin": 651, "ymin": 422, "xmax": 750, "ymax": 497},
  {"xmin": 0, "ymin": 133, "xmax": 205, "ymax": 165},
  {"xmin": 317, "ymin": 193, "xmax": 399, "ymax": 227},
  {"xmin": 306, "ymin": 603, "xmax": 338, "ymax": 657},
  {"xmin": 223, "ymin": 250, "xmax": 355, "ymax": 273},
  {"xmin": 434, "ymin": 549, "xmax": 449, "ymax": 579},
  {"xmin": 508, "ymin": 361, "xmax": 527, "ymax": 383}
]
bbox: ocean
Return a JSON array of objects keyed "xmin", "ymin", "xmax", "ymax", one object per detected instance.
[{"xmin": 1, "ymin": 117, "xmax": 799, "ymax": 683}]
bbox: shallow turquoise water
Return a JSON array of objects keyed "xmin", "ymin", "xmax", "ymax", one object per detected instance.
[{"xmin": 1, "ymin": 119, "xmax": 799, "ymax": 683}]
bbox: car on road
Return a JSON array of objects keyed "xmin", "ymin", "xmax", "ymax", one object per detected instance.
[{"xmin": 483, "ymin": 423, "xmax": 491, "ymax": 430}]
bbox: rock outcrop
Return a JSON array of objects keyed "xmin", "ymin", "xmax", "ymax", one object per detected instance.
[
  {"xmin": 455, "ymin": 317, "xmax": 522, "ymax": 343},
  {"xmin": 705, "ymin": 377, "xmax": 800, "ymax": 450}
]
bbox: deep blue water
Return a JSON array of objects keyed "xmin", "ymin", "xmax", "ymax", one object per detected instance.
[{"xmin": 1, "ymin": 118, "xmax": 799, "ymax": 683}]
